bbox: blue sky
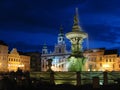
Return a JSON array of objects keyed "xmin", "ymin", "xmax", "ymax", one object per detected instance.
[{"xmin": 0, "ymin": 0, "xmax": 120, "ymax": 52}]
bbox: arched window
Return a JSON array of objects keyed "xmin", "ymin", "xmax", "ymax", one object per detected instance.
[{"xmin": 59, "ymin": 48, "xmax": 61, "ymax": 53}]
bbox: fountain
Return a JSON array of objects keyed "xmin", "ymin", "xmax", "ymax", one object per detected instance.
[
  {"xmin": 66, "ymin": 8, "xmax": 88, "ymax": 71},
  {"xmin": 30, "ymin": 8, "xmax": 88, "ymax": 85}
]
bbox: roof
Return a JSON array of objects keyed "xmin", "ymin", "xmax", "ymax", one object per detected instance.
[{"xmin": 104, "ymin": 49, "xmax": 118, "ymax": 55}]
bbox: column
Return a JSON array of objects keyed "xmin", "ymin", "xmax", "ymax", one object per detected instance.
[
  {"xmin": 93, "ymin": 77, "xmax": 100, "ymax": 88},
  {"xmin": 76, "ymin": 71, "xmax": 81, "ymax": 86},
  {"xmin": 50, "ymin": 71, "xmax": 55, "ymax": 85},
  {"xmin": 103, "ymin": 71, "xmax": 108, "ymax": 85}
]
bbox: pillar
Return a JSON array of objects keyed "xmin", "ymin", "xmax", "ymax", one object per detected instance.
[
  {"xmin": 50, "ymin": 71, "xmax": 55, "ymax": 85},
  {"xmin": 93, "ymin": 77, "xmax": 100, "ymax": 88},
  {"xmin": 103, "ymin": 71, "xmax": 108, "ymax": 85},
  {"xmin": 76, "ymin": 71, "xmax": 81, "ymax": 86}
]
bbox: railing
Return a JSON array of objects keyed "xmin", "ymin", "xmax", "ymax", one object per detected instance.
[{"xmin": 30, "ymin": 71, "xmax": 120, "ymax": 88}]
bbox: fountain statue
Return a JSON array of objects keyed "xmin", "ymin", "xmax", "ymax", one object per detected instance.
[
  {"xmin": 66, "ymin": 8, "xmax": 88, "ymax": 71},
  {"xmin": 47, "ymin": 59, "xmax": 53, "ymax": 72}
]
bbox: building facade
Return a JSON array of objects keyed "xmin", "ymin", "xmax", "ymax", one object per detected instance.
[
  {"xmin": 41, "ymin": 26, "xmax": 70, "ymax": 71},
  {"xmin": 8, "ymin": 48, "xmax": 30, "ymax": 72},
  {"xmin": 0, "ymin": 40, "xmax": 30, "ymax": 72},
  {"xmin": 25, "ymin": 52, "xmax": 41, "ymax": 72},
  {"xmin": 84, "ymin": 48, "xmax": 120, "ymax": 71},
  {"xmin": 0, "ymin": 40, "xmax": 8, "ymax": 72},
  {"xmin": 41, "ymin": 45, "xmax": 120, "ymax": 72}
]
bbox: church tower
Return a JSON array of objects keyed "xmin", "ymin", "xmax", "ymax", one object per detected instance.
[
  {"xmin": 53, "ymin": 26, "xmax": 67, "ymax": 54},
  {"xmin": 58, "ymin": 25, "xmax": 65, "ymax": 45},
  {"xmin": 42, "ymin": 43, "xmax": 48, "ymax": 54}
]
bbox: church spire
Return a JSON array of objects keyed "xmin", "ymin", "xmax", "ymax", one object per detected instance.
[
  {"xmin": 43, "ymin": 42, "xmax": 47, "ymax": 49},
  {"xmin": 72, "ymin": 8, "xmax": 82, "ymax": 32},
  {"xmin": 42, "ymin": 42, "xmax": 48, "ymax": 54},
  {"xmin": 60, "ymin": 25, "xmax": 63, "ymax": 34},
  {"xmin": 58, "ymin": 25, "xmax": 65, "ymax": 44}
]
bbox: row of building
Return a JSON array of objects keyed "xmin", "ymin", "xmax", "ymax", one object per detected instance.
[
  {"xmin": 1, "ymin": 31, "xmax": 120, "ymax": 72},
  {"xmin": 0, "ymin": 40, "xmax": 30, "ymax": 72},
  {"xmin": 1, "ymin": 10, "xmax": 120, "ymax": 72}
]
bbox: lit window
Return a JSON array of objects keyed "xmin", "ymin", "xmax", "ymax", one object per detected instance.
[
  {"xmin": 113, "ymin": 64, "xmax": 114, "ymax": 68},
  {"xmin": 100, "ymin": 57, "xmax": 102, "ymax": 61},
  {"xmin": 109, "ymin": 59, "xmax": 111, "ymax": 62},
  {"xmin": 106, "ymin": 59, "xmax": 108, "ymax": 62}
]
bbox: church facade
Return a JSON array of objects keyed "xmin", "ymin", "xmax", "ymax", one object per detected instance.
[{"xmin": 41, "ymin": 26, "xmax": 70, "ymax": 71}]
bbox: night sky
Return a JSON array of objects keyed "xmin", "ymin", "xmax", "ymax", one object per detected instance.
[{"xmin": 0, "ymin": 0, "xmax": 120, "ymax": 52}]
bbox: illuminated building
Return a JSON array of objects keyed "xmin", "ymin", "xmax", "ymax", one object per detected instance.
[
  {"xmin": 0, "ymin": 40, "xmax": 30, "ymax": 72},
  {"xmin": 41, "ymin": 26, "xmax": 70, "ymax": 71},
  {"xmin": 0, "ymin": 40, "xmax": 8, "ymax": 72},
  {"xmin": 84, "ymin": 48, "xmax": 120, "ymax": 71},
  {"xmin": 8, "ymin": 48, "xmax": 30, "ymax": 72},
  {"xmin": 41, "ymin": 43, "xmax": 120, "ymax": 72}
]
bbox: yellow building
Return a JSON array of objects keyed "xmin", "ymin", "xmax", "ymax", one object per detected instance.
[
  {"xmin": 8, "ymin": 48, "xmax": 30, "ymax": 72},
  {"xmin": 0, "ymin": 40, "xmax": 8, "ymax": 72},
  {"xmin": 0, "ymin": 40, "xmax": 30, "ymax": 72},
  {"xmin": 84, "ymin": 48, "xmax": 120, "ymax": 71}
]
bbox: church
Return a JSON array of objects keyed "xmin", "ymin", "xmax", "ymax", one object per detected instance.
[{"xmin": 41, "ymin": 26, "xmax": 70, "ymax": 71}]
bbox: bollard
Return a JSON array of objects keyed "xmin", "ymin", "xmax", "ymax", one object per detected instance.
[
  {"xmin": 93, "ymin": 77, "xmax": 100, "ymax": 88},
  {"xmin": 76, "ymin": 71, "xmax": 81, "ymax": 86},
  {"xmin": 50, "ymin": 71, "xmax": 55, "ymax": 85},
  {"xmin": 103, "ymin": 71, "xmax": 108, "ymax": 85}
]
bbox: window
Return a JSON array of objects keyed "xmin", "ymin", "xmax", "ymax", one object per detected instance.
[
  {"xmin": 59, "ymin": 38, "xmax": 61, "ymax": 41},
  {"xmin": 42, "ymin": 51, "xmax": 45, "ymax": 54},
  {"xmin": 109, "ymin": 59, "xmax": 111, "ymax": 62},
  {"xmin": 100, "ymin": 57, "xmax": 102, "ymax": 61},
  {"xmin": 106, "ymin": 59, "xmax": 108, "ymax": 62},
  {"xmin": 59, "ymin": 48, "xmax": 61, "ymax": 53},
  {"xmin": 113, "ymin": 64, "xmax": 114, "ymax": 68},
  {"xmin": 100, "ymin": 63, "xmax": 102, "ymax": 67}
]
